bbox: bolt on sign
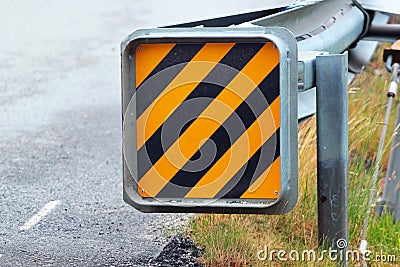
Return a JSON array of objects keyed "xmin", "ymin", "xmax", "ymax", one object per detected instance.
[{"xmin": 121, "ymin": 27, "xmax": 298, "ymax": 214}]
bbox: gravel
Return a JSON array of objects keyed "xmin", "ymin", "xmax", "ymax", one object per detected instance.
[{"xmin": 148, "ymin": 235, "xmax": 204, "ymax": 267}]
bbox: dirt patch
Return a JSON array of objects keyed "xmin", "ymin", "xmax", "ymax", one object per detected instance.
[{"xmin": 149, "ymin": 235, "xmax": 204, "ymax": 267}]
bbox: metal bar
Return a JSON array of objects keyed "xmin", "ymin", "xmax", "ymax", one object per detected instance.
[
  {"xmin": 165, "ymin": 0, "xmax": 365, "ymax": 55},
  {"xmin": 316, "ymin": 53, "xmax": 349, "ymax": 257},
  {"xmin": 297, "ymin": 6, "xmax": 364, "ymax": 54},
  {"xmin": 365, "ymin": 96, "xmax": 393, "ymax": 221},
  {"xmin": 348, "ymin": 12, "xmax": 391, "ymax": 74},
  {"xmin": 379, "ymin": 64, "xmax": 400, "ymax": 222},
  {"xmin": 364, "ymin": 24, "xmax": 400, "ymax": 43},
  {"xmin": 371, "ymin": 95, "xmax": 395, "ymax": 218},
  {"xmin": 251, "ymin": 0, "xmax": 348, "ymax": 37},
  {"xmin": 383, "ymin": 105, "xmax": 400, "ymax": 222},
  {"xmin": 359, "ymin": 63, "xmax": 398, "ymax": 266}
]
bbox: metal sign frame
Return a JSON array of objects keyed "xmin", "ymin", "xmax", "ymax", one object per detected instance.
[{"xmin": 121, "ymin": 27, "xmax": 298, "ymax": 214}]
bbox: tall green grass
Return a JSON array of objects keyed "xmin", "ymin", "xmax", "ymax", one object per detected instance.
[{"xmin": 188, "ymin": 47, "xmax": 400, "ymax": 266}]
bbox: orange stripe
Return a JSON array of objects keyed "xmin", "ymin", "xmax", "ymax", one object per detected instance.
[
  {"xmin": 135, "ymin": 43, "xmax": 175, "ymax": 88},
  {"xmin": 138, "ymin": 43, "xmax": 279, "ymax": 198},
  {"xmin": 185, "ymin": 97, "xmax": 280, "ymax": 198},
  {"xmin": 136, "ymin": 43, "xmax": 235, "ymax": 150},
  {"xmin": 240, "ymin": 157, "xmax": 280, "ymax": 199}
]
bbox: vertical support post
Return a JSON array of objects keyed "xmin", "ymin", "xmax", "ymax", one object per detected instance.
[
  {"xmin": 382, "ymin": 105, "xmax": 400, "ymax": 222},
  {"xmin": 316, "ymin": 53, "xmax": 349, "ymax": 253}
]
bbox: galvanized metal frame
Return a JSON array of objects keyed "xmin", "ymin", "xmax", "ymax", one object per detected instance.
[
  {"xmin": 121, "ymin": 27, "xmax": 298, "ymax": 214},
  {"xmin": 316, "ymin": 52, "xmax": 349, "ymax": 251},
  {"xmin": 387, "ymin": 107, "xmax": 400, "ymax": 222},
  {"xmin": 377, "ymin": 65, "xmax": 400, "ymax": 222}
]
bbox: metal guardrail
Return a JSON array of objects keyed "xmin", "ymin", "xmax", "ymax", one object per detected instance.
[{"xmin": 162, "ymin": 1, "xmax": 371, "ymax": 120}]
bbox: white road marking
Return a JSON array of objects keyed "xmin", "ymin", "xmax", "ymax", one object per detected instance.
[{"xmin": 20, "ymin": 200, "xmax": 61, "ymax": 230}]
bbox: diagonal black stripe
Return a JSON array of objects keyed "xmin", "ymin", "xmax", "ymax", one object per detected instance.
[
  {"xmin": 137, "ymin": 43, "xmax": 266, "ymax": 180},
  {"xmin": 219, "ymin": 129, "xmax": 280, "ymax": 199},
  {"xmin": 136, "ymin": 43, "xmax": 205, "ymax": 117},
  {"xmin": 257, "ymin": 64, "xmax": 281, "ymax": 104},
  {"xmin": 156, "ymin": 101, "xmax": 250, "ymax": 198},
  {"xmin": 155, "ymin": 66, "xmax": 280, "ymax": 198}
]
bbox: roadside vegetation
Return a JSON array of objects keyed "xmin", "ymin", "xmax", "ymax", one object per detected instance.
[{"xmin": 188, "ymin": 44, "xmax": 400, "ymax": 266}]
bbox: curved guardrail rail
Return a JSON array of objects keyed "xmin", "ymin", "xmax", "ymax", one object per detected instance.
[{"xmin": 162, "ymin": 0, "xmax": 399, "ymax": 120}]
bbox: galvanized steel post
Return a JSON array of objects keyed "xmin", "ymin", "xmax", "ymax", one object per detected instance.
[
  {"xmin": 382, "ymin": 104, "xmax": 400, "ymax": 222},
  {"xmin": 316, "ymin": 53, "xmax": 349, "ymax": 255}
]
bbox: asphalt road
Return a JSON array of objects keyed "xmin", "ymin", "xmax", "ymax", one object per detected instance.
[{"xmin": 0, "ymin": 1, "xmax": 292, "ymax": 266}]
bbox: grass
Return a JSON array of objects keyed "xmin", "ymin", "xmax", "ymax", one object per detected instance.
[{"xmin": 187, "ymin": 45, "xmax": 400, "ymax": 266}]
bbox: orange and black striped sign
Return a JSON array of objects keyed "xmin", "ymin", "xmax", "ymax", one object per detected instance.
[{"xmin": 134, "ymin": 41, "xmax": 281, "ymax": 200}]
